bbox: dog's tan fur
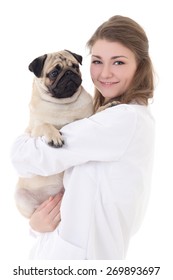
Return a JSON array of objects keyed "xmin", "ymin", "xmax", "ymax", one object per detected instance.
[{"xmin": 15, "ymin": 50, "xmax": 93, "ymax": 218}]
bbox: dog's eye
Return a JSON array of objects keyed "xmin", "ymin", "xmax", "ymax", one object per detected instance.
[
  {"xmin": 49, "ymin": 70, "xmax": 59, "ymax": 79},
  {"xmin": 72, "ymin": 63, "xmax": 79, "ymax": 72},
  {"xmin": 49, "ymin": 66, "xmax": 61, "ymax": 79}
]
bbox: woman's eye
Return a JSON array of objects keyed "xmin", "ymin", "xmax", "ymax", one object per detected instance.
[
  {"xmin": 114, "ymin": 61, "xmax": 124, "ymax": 65},
  {"xmin": 92, "ymin": 60, "xmax": 102, "ymax": 64}
]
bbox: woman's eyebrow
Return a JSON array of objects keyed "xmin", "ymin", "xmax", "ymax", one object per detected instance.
[
  {"xmin": 91, "ymin": 55, "xmax": 102, "ymax": 59},
  {"xmin": 111, "ymin": 55, "xmax": 128, "ymax": 59},
  {"xmin": 91, "ymin": 55, "xmax": 128, "ymax": 59}
]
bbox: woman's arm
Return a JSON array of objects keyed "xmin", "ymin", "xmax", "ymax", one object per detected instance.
[{"xmin": 11, "ymin": 105, "xmax": 137, "ymax": 177}]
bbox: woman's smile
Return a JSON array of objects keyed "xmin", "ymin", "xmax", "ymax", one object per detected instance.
[{"xmin": 99, "ymin": 80, "xmax": 119, "ymax": 86}]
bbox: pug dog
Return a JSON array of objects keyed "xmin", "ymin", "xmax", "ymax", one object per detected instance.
[{"xmin": 15, "ymin": 50, "xmax": 93, "ymax": 218}]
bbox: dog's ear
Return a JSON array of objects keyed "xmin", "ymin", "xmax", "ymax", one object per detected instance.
[
  {"xmin": 28, "ymin": 54, "xmax": 47, "ymax": 77},
  {"xmin": 65, "ymin": 50, "xmax": 83, "ymax": 65}
]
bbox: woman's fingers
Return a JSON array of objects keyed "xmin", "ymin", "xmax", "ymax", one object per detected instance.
[
  {"xmin": 29, "ymin": 192, "xmax": 64, "ymax": 232},
  {"xmin": 34, "ymin": 196, "xmax": 52, "ymax": 212},
  {"xmin": 44, "ymin": 193, "xmax": 63, "ymax": 214},
  {"xmin": 35, "ymin": 192, "xmax": 63, "ymax": 214}
]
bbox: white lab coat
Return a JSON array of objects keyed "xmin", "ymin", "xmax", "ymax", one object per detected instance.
[{"xmin": 11, "ymin": 104, "xmax": 155, "ymax": 260}]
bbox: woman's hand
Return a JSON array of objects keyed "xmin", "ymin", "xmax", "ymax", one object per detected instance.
[{"xmin": 29, "ymin": 193, "xmax": 63, "ymax": 233}]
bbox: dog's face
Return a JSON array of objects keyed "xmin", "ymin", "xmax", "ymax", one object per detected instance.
[{"xmin": 29, "ymin": 50, "xmax": 83, "ymax": 99}]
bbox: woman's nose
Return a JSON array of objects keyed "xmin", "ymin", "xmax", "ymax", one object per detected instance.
[{"xmin": 100, "ymin": 64, "xmax": 113, "ymax": 79}]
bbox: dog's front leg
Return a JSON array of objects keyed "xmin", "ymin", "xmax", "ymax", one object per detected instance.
[{"xmin": 26, "ymin": 123, "xmax": 64, "ymax": 147}]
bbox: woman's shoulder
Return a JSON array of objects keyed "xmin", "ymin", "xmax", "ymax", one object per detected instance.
[
  {"xmin": 90, "ymin": 103, "xmax": 154, "ymax": 128},
  {"xmin": 104, "ymin": 103, "xmax": 154, "ymax": 120},
  {"xmin": 92, "ymin": 103, "xmax": 139, "ymax": 119},
  {"xmin": 89, "ymin": 104, "xmax": 138, "ymax": 129},
  {"xmin": 97, "ymin": 103, "xmax": 148, "ymax": 114}
]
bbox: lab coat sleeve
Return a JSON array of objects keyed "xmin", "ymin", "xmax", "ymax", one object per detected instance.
[{"xmin": 11, "ymin": 105, "xmax": 137, "ymax": 177}]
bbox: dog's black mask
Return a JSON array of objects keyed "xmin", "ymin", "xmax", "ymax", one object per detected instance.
[{"xmin": 48, "ymin": 67, "xmax": 82, "ymax": 98}]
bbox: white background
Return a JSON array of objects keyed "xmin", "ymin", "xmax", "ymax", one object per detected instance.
[{"xmin": 0, "ymin": 0, "xmax": 173, "ymax": 277}]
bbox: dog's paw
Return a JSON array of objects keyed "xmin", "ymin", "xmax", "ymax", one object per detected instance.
[
  {"xmin": 27, "ymin": 124, "xmax": 64, "ymax": 148},
  {"xmin": 48, "ymin": 133, "xmax": 64, "ymax": 148},
  {"xmin": 45, "ymin": 130, "xmax": 65, "ymax": 148}
]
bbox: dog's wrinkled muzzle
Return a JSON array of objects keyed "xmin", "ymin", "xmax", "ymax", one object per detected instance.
[{"xmin": 48, "ymin": 68, "xmax": 82, "ymax": 98}]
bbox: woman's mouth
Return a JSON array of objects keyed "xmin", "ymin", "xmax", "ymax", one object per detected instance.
[{"xmin": 100, "ymin": 81, "xmax": 119, "ymax": 87}]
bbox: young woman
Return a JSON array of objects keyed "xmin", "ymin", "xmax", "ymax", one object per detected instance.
[{"xmin": 11, "ymin": 15, "xmax": 155, "ymax": 259}]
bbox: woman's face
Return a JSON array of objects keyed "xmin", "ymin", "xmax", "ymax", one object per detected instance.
[{"xmin": 90, "ymin": 39, "xmax": 137, "ymax": 101}]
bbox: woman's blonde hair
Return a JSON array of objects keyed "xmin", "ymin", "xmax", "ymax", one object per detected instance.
[{"xmin": 86, "ymin": 15, "xmax": 154, "ymax": 112}]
